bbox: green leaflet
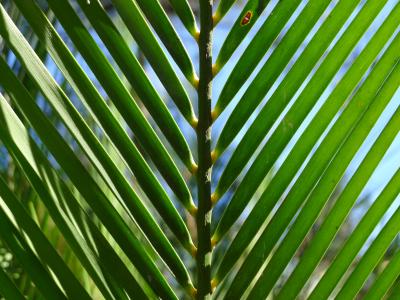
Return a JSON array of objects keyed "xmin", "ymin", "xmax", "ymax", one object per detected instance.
[
  {"xmin": 214, "ymin": 0, "xmax": 303, "ymax": 115},
  {"xmin": 249, "ymin": 75, "xmax": 400, "ymax": 299},
  {"xmin": 0, "ymin": 1, "xmax": 128, "ymax": 201},
  {"xmin": 0, "ymin": 207, "xmax": 67, "ymax": 299},
  {"xmin": 214, "ymin": 29, "xmax": 400, "ymax": 291},
  {"xmin": 0, "ymin": 0, "xmax": 397, "ymax": 297},
  {"xmin": 0, "ymin": 7, "xmax": 192, "ymax": 291},
  {"xmin": 0, "ymin": 90, "xmax": 178, "ymax": 299},
  {"xmin": 213, "ymin": 0, "xmax": 238, "ymax": 24},
  {"xmin": 336, "ymin": 208, "xmax": 400, "ymax": 300},
  {"xmin": 365, "ymin": 250, "xmax": 400, "ymax": 300},
  {"xmin": 110, "ymin": 0, "xmax": 197, "ymax": 124},
  {"xmin": 305, "ymin": 168, "xmax": 400, "ymax": 299},
  {"xmin": 305, "ymin": 85, "xmax": 400, "ymax": 300},
  {"xmin": 0, "ymin": 69, "xmax": 184, "ymax": 296},
  {"xmin": 0, "ymin": 94, "xmax": 118, "ymax": 299},
  {"xmin": 165, "ymin": 0, "xmax": 198, "ymax": 36},
  {"xmin": 0, "ymin": 95, "xmax": 148, "ymax": 299},
  {"xmin": 132, "ymin": 0, "xmax": 198, "ymax": 84},
  {"xmin": 215, "ymin": 0, "xmax": 361, "ymax": 160},
  {"xmin": 13, "ymin": 0, "xmax": 195, "ymax": 251},
  {"xmin": 278, "ymin": 86, "xmax": 400, "ymax": 299},
  {"xmin": 224, "ymin": 51, "xmax": 400, "ymax": 299},
  {"xmin": 44, "ymin": 0, "xmax": 195, "ymax": 212},
  {"xmin": 214, "ymin": 0, "xmax": 272, "ymax": 72},
  {"xmin": 0, "ymin": 177, "xmax": 92, "ymax": 300},
  {"xmin": 388, "ymin": 280, "xmax": 400, "ymax": 300},
  {"xmin": 76, "ymin": 0, "xmax": 195, "ymax": 170},
  {"xmin": 15, "ymin": 0, "xmax": 192, "ymax": 249},
  {"xmin": 67, "ymin": 197, "xmax": 150, "ymax": 300},
  {"xmin": 213, "ymin": 0, "xmax": 388, "ymax": 243},
  {"xmin": 212, "ymin": 4, "xmax": 399, "ymax": 285}
]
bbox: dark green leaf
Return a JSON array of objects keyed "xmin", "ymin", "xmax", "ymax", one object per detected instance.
[
  {"xmin": 110, "ymin": 0, "xmax": 197, "ymax": 124},
  {"xmin": 0, "ymin": 267, "xmax": 25, "ymax": 300},
  {"xmin": 11, "ymin": 0, "xmax": 195, "ymax": 250},
  {"xmin": 132, "ymin": 0, "xmax": 197, "ymax": 84},
  {"xmin": 45, "ymin": 0, "xmax": 196, "ymax": 210}
]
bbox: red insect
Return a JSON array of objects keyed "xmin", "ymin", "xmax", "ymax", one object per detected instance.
[{"xmin": 241, "ymin": 11, "xmax": 253, "ymax": 26}]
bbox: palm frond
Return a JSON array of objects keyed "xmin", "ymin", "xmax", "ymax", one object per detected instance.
[{"xmin": 0, "ymin": 0, "xmax": 399, "ymax": 299}]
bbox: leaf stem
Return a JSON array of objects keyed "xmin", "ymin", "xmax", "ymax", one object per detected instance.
[{"xmin": 196, "ymin": 0, "xmax": 213, "ymax": 299}]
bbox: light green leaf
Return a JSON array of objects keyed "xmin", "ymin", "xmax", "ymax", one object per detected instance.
[
  {"xmin": 308, "ymin": 157, "xmax": 400, "ymax": 298},
  {"xmin": 213, "ymin": 0, "xmax": 389, "ymax": 243},
  {"xmin": 278, "ymin": 94, "xmax": 400, "ymax": 300},
  {"xmin": 0, "ymin": 95, "xmax": 116, "ymax": 300},
  {"xmin": 215, "ymin": 0, "xmax": 366, "ymax": 160},
  {"xmin": 215, "ymin": 0, "xmax": 327, "ymax": 115},
  {"xmin": 336, "ymin": 209, "xmax": 400, "ymax": 299},
  {"xmin": 214, "ymin": 32, "xmax": 400, "ymax": 292},
  {"xmin": 213, "ymin": 0, "xmax": 239, "ymax": 24},
  {"xmin": 365, "ymin": 250, "xmax": 400, "ymax": 300},
  {"xmin": 212, "ymin": 7, "xmax": 400, "ymax": 286},
  {"xmin": 251, "ymin": 83, "xmax": 400, "ymax": 299}
]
